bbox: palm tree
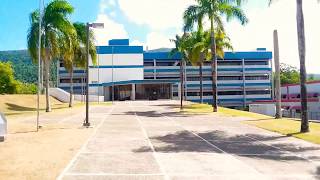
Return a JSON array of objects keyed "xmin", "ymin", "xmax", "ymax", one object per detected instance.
[
  {"xmin": 27, "ymin": 0, "xmax": 75, "ymax": 112},
  {"xmin": 170, "ymin": 34, "xmax": 193, "ymax": 109},
  {"xmin": 184, "ymin": 0, "xmax": 248, "ymax": 112},
  {"xmin": 191, "ymin": 30, "xmax": 233, "ymax": 103},
  {"xmin": 269, "ymin": 0, "xmax": 317, "ymax": 133},
  {"xmin": 63, "ymin": 22, "xmax": 97, "ymax": 107}
]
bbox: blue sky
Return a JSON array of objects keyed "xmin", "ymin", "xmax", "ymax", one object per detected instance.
[
  {"xmin": 0, "ymin": 0, "xmax": 266, "ymax": 51},
  {"xmin": 0, "ymin": 0, "xmax": 319, "ymax": 73}
]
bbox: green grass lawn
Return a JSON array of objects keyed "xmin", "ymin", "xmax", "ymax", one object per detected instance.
[
  {"xmin": 0, "ymin": 95, "xmax": 111, "ymax": 116},
  {"xmin": 181, "ymin": 102, "xmax": 320, "ymax": 145}
]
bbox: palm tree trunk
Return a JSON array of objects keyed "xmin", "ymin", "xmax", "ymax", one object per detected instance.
[
  {"xmin": 44, "ymin": 59, "xmax": 51, "ymax": 112},
  {"xmin": 69, "ymin": 64, "xmax": 74, "ymax": 107},
  {"xmin": 199, "ymin": 53, "xmax": 204, "ymax": 104},
  {"xmin": 210, "ymin": 18, "xmax": 218, "ymax": 112},
  {"xmin": 296, "ymin": 0, "xmax": 309, "ymax": 132},
  {"xmin": 180, "ymin": 59, "xmax": 184, "ymax": 109}
]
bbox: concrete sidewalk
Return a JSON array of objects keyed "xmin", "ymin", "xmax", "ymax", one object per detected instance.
[{"xmin": 58, "ymin": 100, "xmax": 320, "ymax": 180}]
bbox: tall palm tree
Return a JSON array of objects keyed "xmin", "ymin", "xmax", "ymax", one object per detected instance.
[
  {"xmin": 184, "ymin": 0, "xmax": 248, "ymax": 112},
  {"xmin": 28, "ymin": 0, "xmax": 75, "ymax": 112},
  {"xmin": 170, "ymin": 34, "xmax": 193, "ymax": 109},
  {"xmin": 191, "ymin": 30, "xmax": 233, "ymax": 103},
  {"xmin": 269, "ymin": 0, "xmax": 320, "ymax": 133},
  {"xmin": 63, "ymin": 22, "xmax": 97, "ymax": 107}
]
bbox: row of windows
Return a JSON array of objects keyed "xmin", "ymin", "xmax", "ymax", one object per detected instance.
[
  {"xmin": 173, "ymin": 90, "xmax": 271, "ymax": 97},
  {"xmin": 60, "ymin": 78, "xmax": 86, "ymax": 83},
  {"xmin": 144, "ymin": 76, "xmax": 269, "ymax": 81},
  {"xmin": 282, "ymin": 93, "xmax": 319, "ymax": 99},
  {"xmin": 144, "ymin": 61, "xmax": 269, "ymax": 67}
]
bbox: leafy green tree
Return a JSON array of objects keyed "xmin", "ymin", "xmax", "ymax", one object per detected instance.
[
  {"xmin": 183, "ymin": 0, "xmax": 248, "ymax": 112},
  {"xmin": 63, "ymin": 22, "xmax": 97, "ymax": 107},
  {"xmin": 280, "ymin": 63, "xmax": 300, "ymax": 85},
  {"xmin": 27, "ymin": 0, "xmax": 76, "ymax": 112},
  {"xmin": 0, "ymin": 62, "xmax": 18, "ymax": 94}
]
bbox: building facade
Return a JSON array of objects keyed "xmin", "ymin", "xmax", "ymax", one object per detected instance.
[
  {"xmin": 253, "ymin": 81, "xmax": 320, "ymax": 120},
  {"xmin": 58, "ymin": 39, "xmax": 273, "ymax": 108}
]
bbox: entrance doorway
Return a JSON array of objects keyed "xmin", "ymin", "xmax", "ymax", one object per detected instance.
[{"xmin": 136, "ymin": 84, "xmax": 171, "ymax": 100}]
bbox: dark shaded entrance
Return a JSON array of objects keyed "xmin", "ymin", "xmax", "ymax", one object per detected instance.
[{"xmin": 136, "ymin": 84, "xmax": 171, "ymax": 100}]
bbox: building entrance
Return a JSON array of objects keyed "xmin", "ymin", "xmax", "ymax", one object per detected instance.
[{"xmin": 136, "ymin": 84, "xmax": 171, "ymax": 100}]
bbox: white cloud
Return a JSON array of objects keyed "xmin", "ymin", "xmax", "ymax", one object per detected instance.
[
  {"xmin": 225, "ymin": 0, "xmax": 320, "ymax": 74},
  {"xmin": 145, "ymin": 32, "xmax": 174, "ymax": 50},
  {"xmin": 131, "ymin": 39, "xmax": 145, "ymax": 46},
  {"xmin": 93, "ymin": 14, "xmax": 128, "ymax": 46},
  {"xmin": 117, "ymin": 0, "xmax": 194, "ymax": 30},
  {"xmin": 109, "ymin": 11, "xmax": 116, "ymax": 17},
  {"xmin": 99, "ymin": 0, "xmax": 108, "ymax": 13}
]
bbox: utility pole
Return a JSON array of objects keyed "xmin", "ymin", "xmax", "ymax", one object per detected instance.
[{"xmin": 274, "ymin": 30, "xmax": 282, "ymax": 119}]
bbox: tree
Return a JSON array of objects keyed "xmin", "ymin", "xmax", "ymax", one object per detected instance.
[
  {"xmin": 189, "ymin": 30, "xmax": 232, "ymax": 103},
  {"xmin": 63, "ymin": 22, "xmax": 97, "ymax": 107},
  {"xmin": 170, "ymin": 34, "xmax": 193, "ymax": 109},
  {"xmin": 269, "ymin": 0, "xmax": 320, "ymax": 132},
  {"xmin": 27, "ymin": 0, "xmax": 76, "ymax": 112},
  {"xmin": 0, "ymin": 62, "xmax": 18, "ymax": 94},
  {"xmin": 183, "ymin": 0, "xmax": 248, "ymax": 112},
  {"xmin": 280, "ymin": 63, "xmax": 300, "ymax": 85}
]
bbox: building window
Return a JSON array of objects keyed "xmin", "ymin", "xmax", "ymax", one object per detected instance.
[
  {"xmin": 156, "ymin": 62, "xmax": 175, "ymax": 66},
  {"xmin": 218, "ymin": 91, "xmax": 243, "ymax": 95},
  {"xmin": 246, "ymin": 90, "xmax": 270, "ymax": 95},
  {"xmin": 218, "ymin": 61, "xmax": 241, "ymax": 66},
  {"xmin": 144, "ymin": 62, "xmax": 154, "ymax": 66},
  {"xmin": 60, "ymin": 78, "xmax": 84, "ymax": 83},
  {"xmin": 245, "ymin": 75, "xmax": 269, "ymax": 80},
  {"xmin": 245, "ymin": 61, "xmax": 269, "ymax": 65},
  {"xmin": 218, "ymin": 76, "xmax": 242, "ymax": 81},
  {"xmin": 156, "ymin": 76, "xmax": 179, "ymax": 80},
  {"xmin": 187, "ymin": 77, "xmax": 212, "ymax": 81}
]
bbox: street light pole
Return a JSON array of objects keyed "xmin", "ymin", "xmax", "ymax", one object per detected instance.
[
  {"xmin": 83, "ymin": 23, "xmax": 90, "ymax": 127},
  {"xmin": 37, "ymin": 0, "xmax": 43, "ymax": 132},
  {"xmin": 83, "ymin": 22, "xmax": 104, "ymax": 127}
]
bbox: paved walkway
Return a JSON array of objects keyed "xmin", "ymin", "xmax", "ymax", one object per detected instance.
[{"xmin": 58, "ymin": 100, "xmax": 320, "ymax": 180}]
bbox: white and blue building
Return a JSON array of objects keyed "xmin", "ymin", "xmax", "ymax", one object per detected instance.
[{"xmin": 58, "ymin": 39, "xmax": 273, "ymax": 108}]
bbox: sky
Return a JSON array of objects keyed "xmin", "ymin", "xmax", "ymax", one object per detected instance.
[{"xmin": 0, "ymin": 0, "xmax": 319, "ymax": 74}]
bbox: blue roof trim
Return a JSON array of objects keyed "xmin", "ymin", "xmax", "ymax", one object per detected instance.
[
  {"xmin": 144, "ymin": 52, "xmax": 181, "ymax": 60},
  {"xmin": 108, "ymin": 39, "xmax": 129, "ymax": 46},
  {"xmin": 142, "ymin": 51, "xmax": 272, "ymax": 61},
  {"xmin": 90, "ymin": 65, "xmax": 143, "ymax": 69},
  {"xmin": 97, "ymin": 46, "xmax": 143, "ymax": 54}
]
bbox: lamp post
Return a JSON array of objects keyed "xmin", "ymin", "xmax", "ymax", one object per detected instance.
[
  {"xmin": 83, "ymin": 22, "xmax": 104, "ymax": 127},
  {"xmin": 37, "ymin": 0, "xmax": 43, "ymax": 132}
]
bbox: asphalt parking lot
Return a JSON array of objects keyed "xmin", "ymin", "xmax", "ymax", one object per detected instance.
[{"xmin": 58, "ymin": 100, "xmax": 320, "ymax": 180}]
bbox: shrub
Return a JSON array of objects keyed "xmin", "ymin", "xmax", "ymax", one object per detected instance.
[
  {"xmin": 0, "ymin": 62, "xmax": 18, "ymax": 94},
  {"xmin": 16, "ymin": 82, "xmax": 37, "ymax": 94}
]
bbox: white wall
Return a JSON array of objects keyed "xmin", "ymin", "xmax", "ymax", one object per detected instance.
[{"xmin": 89, "ymin": 53, "xmax": 144, "ymax": 85}]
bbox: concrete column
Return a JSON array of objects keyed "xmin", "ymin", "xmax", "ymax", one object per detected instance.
[{"xmin": 131, "ymin": 84, "xmax": 136, "ymax": 101}]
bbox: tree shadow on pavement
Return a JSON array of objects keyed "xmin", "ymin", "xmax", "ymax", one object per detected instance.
[
  {"xmin": 133, "ymin": 130, "xmax": 320, "ymax": 161},
  {"xmin": 119, "ymin": 110, "xmax": 196, "ymax": 118}
]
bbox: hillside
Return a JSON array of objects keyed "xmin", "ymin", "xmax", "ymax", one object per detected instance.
[{"xmin": 0, "ymin": 50, "xmax": 57, "ymax": 84}]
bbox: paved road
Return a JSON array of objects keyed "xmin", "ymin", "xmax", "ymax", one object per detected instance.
[{"xmin": 58, "ymin": 100, "xmax": 320, "ymax": 180}]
